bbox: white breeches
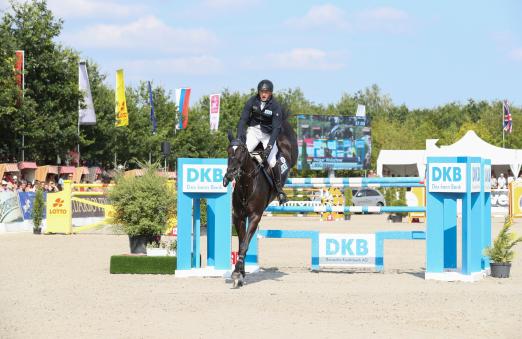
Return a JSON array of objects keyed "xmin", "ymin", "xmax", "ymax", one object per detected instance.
[{"xmin": 245, "ymin": 125, "xmax": 278, "ymax": 167}]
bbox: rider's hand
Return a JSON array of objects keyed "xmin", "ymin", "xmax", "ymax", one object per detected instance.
[{"xmin": 262, "ymin": 145, "xmax": 272, "ymax": 160}]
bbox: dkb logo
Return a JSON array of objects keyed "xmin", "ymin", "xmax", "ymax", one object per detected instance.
[
  {"xmin": 431, "ymin": 166, "xmax": 462, "ymax": 182},
  {"xmin": 186, "ymin": 167, "xmax": 223, "ymax": 183},
  {"xmin": 182, "ymin": 163, "xmax": 228, "ymax": 193},
  {"xmin": 325, "ymin": 238, "xmax": 368, "ymax": 256}
]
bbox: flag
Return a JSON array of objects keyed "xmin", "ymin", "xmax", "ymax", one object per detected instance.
[
  {"xmin": 503, "ymin": 100, "xmax": 512, "ymax": 134},
  {"xmin": 209, "ymin": 93, "xmax": 220, "ymax": 131},
  {"xmin": 115, "ymin": 69, "xmax": 128, "ymax": 127},
  {"xmin": 148, "ymin": 81, "xmax": 157, "ymax": 134},
  {"xmin": 78, "ymin": 61, "xmax": 96, "ymax": 125},
  {"xmin": 14, "ymin": 50, "xmax": 24, "ymax": 91},
  {"xmin": 175, "ymin": 88, "xmax": 191, "ymax": 129},
  {"xmin": 14, "ymin": 50, "xmax": 24, "ymax": 105}
]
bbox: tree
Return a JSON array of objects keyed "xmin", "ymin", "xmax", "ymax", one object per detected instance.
[{"xmin": 1, "ymin": 0, "xmax": 81, "ymax": 163}]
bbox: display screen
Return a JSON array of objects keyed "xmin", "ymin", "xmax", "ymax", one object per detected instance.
[{"xmin": 296, "ymin": 115, "xmax": 371, "ymax": 171}]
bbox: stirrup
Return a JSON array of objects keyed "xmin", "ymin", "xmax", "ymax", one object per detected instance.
[{"xmin": 277, "ymin": 191, "xmax": 288, "ymax": 205}]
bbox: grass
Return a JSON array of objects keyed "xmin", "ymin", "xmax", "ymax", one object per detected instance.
[{"xmin": 110, "ymin": 255, "xmax": 177, "ymax": 274}]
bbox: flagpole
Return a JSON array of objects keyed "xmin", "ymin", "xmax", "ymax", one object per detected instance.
[{"xmin": 502, "ymin": 101, "xmax": 505, "ymax": 148}]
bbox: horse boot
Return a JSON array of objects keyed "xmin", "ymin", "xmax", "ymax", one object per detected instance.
[{"xmin": 272, "ymin": 161, "xmax": 288, "ymax": 205}]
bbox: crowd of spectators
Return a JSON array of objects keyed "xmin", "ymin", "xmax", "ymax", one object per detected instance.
[
  {"xmin": 0, "ymin": 173, "xmax": 108, "ymax": 193},
  {"xmin": 490, "ymin": 171, "xmax": 522, "ymax": 189}
]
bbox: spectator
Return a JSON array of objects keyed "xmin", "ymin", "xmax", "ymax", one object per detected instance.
[
  {"xmin": 17, "ymin": 180, "xmax": 28, "ymax": 192},
  {"xmin": 490, "ymin": 173, "xmax": 497, "ymax": 189},
  {"xmin": 1, "ymin": 180, "xmax": 7, "ymax": 192},
  {"xmin": 47, "ymin": 181, "xmax": 59, "ymax": 193},
  {"xmin": 497, "ymin": 173, "xmax": 507, "ymax": 189}
]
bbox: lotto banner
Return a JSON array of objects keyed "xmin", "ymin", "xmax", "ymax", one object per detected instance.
[{"xmin": 115, "ymin": 69, "xmax": 128, "ymax": 127}]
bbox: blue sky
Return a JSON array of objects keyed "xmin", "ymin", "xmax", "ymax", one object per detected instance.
[{"xmin": 2, "ymin": 0, "xmax": 522, "ymax": 109}]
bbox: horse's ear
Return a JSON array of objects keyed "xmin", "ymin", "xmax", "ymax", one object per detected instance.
[{"xmin": 227, "ymin": 130, "xmax": 234, "ymax": 142}]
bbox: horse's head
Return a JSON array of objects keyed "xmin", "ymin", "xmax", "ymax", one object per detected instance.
[{"xmin": 223, "ymin": 131, "xmax": 249, "ymax": 187}]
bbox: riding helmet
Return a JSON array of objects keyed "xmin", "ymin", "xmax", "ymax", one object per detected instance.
[{"xmin": 257, "ymin": 79, "xmax": 274, "ymax": 92}]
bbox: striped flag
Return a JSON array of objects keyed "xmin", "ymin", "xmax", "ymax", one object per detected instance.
[
  {"xmin": 175, "ymin": 88, "xmax": 191, "ymax": 129},
  {"xmin": 503, "ymin": 100, "xmax": 512, "ymax": 133},
  {"xmin": 148, "ymin": 81, "xmax": 157, "ymax": 134}
]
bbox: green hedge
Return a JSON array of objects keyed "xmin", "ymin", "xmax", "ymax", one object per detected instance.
[{"xmin": 110, "ymin": 255, "xmax": 177, "ymax": 274}]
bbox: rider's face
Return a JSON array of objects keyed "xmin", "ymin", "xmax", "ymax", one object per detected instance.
[{"xmin": 259, "ymin": 90, "xmax": 271, "ymax": 101}]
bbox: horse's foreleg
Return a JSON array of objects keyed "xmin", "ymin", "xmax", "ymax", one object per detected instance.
[
  {"xmin": 231, "ymin": 211, "xmax": 246, "ymax": 287},
  {"xmin": 237, "ymin": 213, "xmax": 262, "ymax": 271}
]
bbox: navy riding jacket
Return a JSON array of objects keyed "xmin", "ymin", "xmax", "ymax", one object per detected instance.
[{"xmin": 237, "ymin": 95, "xmax": 283, "ymax": 148}]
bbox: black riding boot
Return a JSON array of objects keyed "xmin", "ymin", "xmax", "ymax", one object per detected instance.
[{"xmin": 272, "ymin": 162, "xmax": 288, "ymax": 205}]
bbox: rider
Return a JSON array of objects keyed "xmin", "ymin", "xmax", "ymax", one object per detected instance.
[{"xmin": 236, "ymin": 79, "xmax": 288, "ymax": 204}]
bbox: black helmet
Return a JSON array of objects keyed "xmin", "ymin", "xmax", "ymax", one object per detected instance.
[{"xmin": 257, "ymin": 79, "xmax": 274, "ymax": 92}]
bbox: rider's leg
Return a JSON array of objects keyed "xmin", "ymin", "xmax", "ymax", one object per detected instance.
[
  {"xmin": 266, "ymin": 144, "xmax": 288, "ymax": 205},
  {"xmin": 245, "ymin": 126, "xmax": 262, "ymax": 152}
]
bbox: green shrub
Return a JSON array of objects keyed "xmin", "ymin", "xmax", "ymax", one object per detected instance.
[
  {"xmin": 109, "ymin": 161, "xmax": 177, "ymax": 237},
  {"xmin": 31, "ymin": 188, "xmax": 44, "ymax": 231},
  {"xmin": 484, "ymin": 217, "xmax": 522, "ymax": 263}
]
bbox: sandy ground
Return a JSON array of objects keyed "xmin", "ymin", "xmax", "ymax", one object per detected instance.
[{"xmin": 1, "ymin": 215, "xmax": 522, "ymax": 339}]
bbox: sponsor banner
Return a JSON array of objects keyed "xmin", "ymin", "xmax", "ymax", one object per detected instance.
[
  {"xmin": 0, "ymin": 191, "xmax": 23, "ymax": 223},
  {"xmin": 484, "ymin": 164, "xmax": 491, "ymax": 193},
  {"xmin": 72, "ymin": 196, "xmax": 110, "ymax": 218},
  {"xmin": 115, "ymin": 69, "xmax": 128, "ymax": 127},
  {"xmin": 428, "ymin": 163, "xmax": 467, "ymax": 192},
  {"xmin": 319, "ymin": 233, "xmax": 375, "ymax": 267},
  {"xmin": 209, "ymin": 93, "xmax": 220, "ymax": 131},
  {"xmin": 182, "ymin": 164, "xmax": 227, "ymax": 193},
  {"xmin": 471, "ymin": 163, "xmax": 481, "ymax": 192},
  {"xmin": 511, "ymin": 184, "xmax": 522, "ymax": 217},
  {"xmin": 18, "ymin": 192, "xmax": 47, "ymax": 221},
  {"xmin": 491, "ymin": 189, "xmax": 509, "ymax": 208}
]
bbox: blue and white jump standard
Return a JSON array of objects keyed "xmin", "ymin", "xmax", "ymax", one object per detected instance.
[
  {"xmin": 425, "ymin": 156, "xmax": 491, "ymax": 282},
  {"xmin": 175, "ymin": 158, "xmax": 240, "ymax": 277}
]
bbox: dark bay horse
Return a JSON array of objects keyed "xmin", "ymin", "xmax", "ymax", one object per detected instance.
[{"xmin": 223, "ymin": 118, "xmax": 298, "ymax": 288}]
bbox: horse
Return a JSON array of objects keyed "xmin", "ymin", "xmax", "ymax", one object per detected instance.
[{"xmin": 223, "ymin": 118, "xmax": 298, "ymax": 288}]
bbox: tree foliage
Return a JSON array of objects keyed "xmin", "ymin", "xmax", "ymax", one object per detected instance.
[{"xmin": 0, "ymin": 0, "xmax": 520, "ymax": 174}]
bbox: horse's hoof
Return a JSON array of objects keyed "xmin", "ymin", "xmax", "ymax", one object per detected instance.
[{"xmin": 232, "ymin": 276, "xmax": 244, "ymax": 289}]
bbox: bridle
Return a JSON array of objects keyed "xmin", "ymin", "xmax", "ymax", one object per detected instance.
[{"xmin": 225, "ymin": 140, "xmax": 263, "ymax": 184}]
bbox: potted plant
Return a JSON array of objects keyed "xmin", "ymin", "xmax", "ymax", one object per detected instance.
[
  {"xmin": 484, "ymin": 217, "xmax": 522, "ymax": 278},
  {"xmin": 109, "ymin": 161, "xmax": 177, "ymax": 254},
  {"xmin": 344, "ymin": 187, "xmax": 352, "ymax": 220},
  {"xmin": 31, "ymin": 187, "xmax": 44, "ymax": 234}
]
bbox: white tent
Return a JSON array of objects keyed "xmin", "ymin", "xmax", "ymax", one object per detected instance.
[
  {"xmin": 376, "ymin": 150, "xmax": 425, "ymax": 177},
  {"xmin": 377, "ymin": 131, "xmax": 522, "ymax": 178}
]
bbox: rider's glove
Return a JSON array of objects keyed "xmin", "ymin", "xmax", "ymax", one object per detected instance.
[{"xmin": 262, "ymin": 145, "xmax": 272, "ymax": 161}]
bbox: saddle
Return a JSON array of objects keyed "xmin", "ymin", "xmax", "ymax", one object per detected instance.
[{"xmin": 251, "ymin": 152, "xmax": 274, "ymax": 188}]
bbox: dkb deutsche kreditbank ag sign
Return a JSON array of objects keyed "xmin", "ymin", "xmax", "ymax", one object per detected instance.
[
  {"xmin": 428, "ymin": 163, "xmax": 467, "ymax": 192},
  {"xmin": 182, "ymin": 164, "xmax": 227, "ymax": 193},
  {"xmin": 319, "ymin": 234, "xmax": 375, "ymax": 267}
]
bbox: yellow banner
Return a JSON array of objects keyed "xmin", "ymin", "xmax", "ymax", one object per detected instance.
[
  {"xmin": 511, "ymin": 183, "xmax": 522, "ymax": 218},
  {"xmin": 45, "ymin": 188, "xmax": 72, "ymax": 234},
  {"xmin": 115, "ymin": 69, "xmax": 128, "ymax": 127}
]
